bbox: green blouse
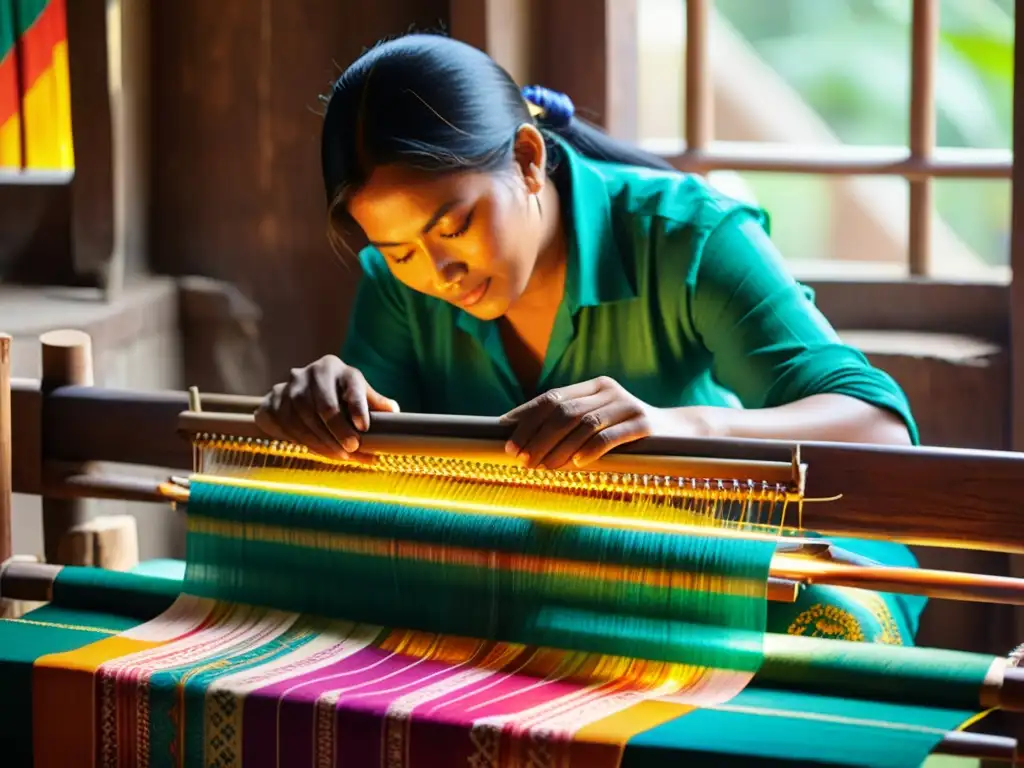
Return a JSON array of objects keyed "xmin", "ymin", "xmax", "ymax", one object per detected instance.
[
  {"xmin": 341, "ymin": 136, "xmax": 918, "ymax": 446},
  {"xmin": 340, "ymin": 136, "xmax": 926, "ymax": 646}
]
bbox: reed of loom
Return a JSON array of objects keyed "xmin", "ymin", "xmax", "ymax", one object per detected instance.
[{"xmin": 0, "ymin": 331, "xmax": 1023, "ymax": 764}]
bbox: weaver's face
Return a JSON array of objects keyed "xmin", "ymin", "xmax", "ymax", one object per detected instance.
[{"xmin": 347, "ymin": 130, "xmax": 546, "ymax": 321}]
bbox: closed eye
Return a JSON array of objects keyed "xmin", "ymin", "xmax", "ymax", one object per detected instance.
[
  {"xmin": 441, "ymin": 209, "xmax": 474, "ymax": 239},
  {"xmin": 393, "ymin": 250, "xmax": 415, "ymax": 264}
]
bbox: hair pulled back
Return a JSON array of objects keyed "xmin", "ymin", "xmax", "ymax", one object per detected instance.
[{"xmin": 321, "ymin": 32, "xmax": 674, "ymax": 253}]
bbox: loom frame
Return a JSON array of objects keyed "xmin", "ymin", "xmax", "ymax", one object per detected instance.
[
  {"xmin": 9, "ymin": 375, "xmax": 1024, "ymax": 556},
  {"xmin": 2, "ymin": 329, "xmax": 1024, "ymax": 763}
]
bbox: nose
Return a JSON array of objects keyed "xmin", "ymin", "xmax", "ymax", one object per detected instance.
[{"xmin": 429, "ymin": 248, "xmax": 468, "ymax": 293}]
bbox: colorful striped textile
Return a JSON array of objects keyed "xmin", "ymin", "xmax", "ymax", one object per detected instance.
[
  {"xmin": 0, "ymin": 469, "xmax": 1003, "ymax": 767},
  {"xmin": 0, "ymin": 567, "xmax": 992, "ymax": 768},
  {"xmin": 0, "ymin": 0, "xmax": 72, "ymax": 170}
]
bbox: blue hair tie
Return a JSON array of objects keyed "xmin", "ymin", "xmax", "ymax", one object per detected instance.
[{"xmin": 521, "ymin": 84, "xmax": 574, "ymax": 128}]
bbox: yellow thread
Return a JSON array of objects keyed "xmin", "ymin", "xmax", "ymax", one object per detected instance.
[
  {"xmin": 191, "ymin": 472, "xmax": 788, "ymax": 544},
  {"xmin": 193, "ymin": 436, "xmax": 799, "ymax": 504},
  {"xmin": 1, "ymin": 617, "xmax": 118, "ymax": 635}
]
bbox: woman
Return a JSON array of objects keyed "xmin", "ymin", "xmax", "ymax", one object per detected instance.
[{"xmin": 256, "ymin": 32, "xmax": 924, "ymax": 646}]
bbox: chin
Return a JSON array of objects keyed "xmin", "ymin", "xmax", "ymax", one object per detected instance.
[{"xmin": 465, "ymin": 301, "xmax": 507, "ymax": 321}]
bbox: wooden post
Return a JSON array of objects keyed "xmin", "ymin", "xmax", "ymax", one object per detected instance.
[
  {"xmin": 0, "ymin": 333, "xmax": 12, "ymax": 566},
  {"xmin": 39, "ymin": 330, "xmax": 94, "ymax": 563}
]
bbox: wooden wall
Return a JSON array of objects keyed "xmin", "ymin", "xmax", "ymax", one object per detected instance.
[{"xmin": 148, "ymin": 0, "xmax": 449, "ymax": 391}]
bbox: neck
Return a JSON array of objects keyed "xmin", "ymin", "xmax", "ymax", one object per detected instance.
[{"xmin": 509, "ymin": 181, "xmax": 567, "ymax": 314}]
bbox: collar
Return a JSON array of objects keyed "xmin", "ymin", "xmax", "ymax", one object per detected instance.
[
  {"xmin": 551, "ymin": 134, "xmax": 638, "ymax": 311},
  {"xmin": 456, "ymin": 136, "xmax": 638, "ymax": 345}
]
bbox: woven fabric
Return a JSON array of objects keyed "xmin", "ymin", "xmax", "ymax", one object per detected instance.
[
  {"xmin": 0, "ymin": 568, "xmax": 985, "ymax": 768},
  {"xmin": 0, "ymin": 470, "xmax": 998, "ymax": 767}
]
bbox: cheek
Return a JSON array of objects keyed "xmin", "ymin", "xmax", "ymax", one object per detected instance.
[{"xmin": 478, "ymin": 194, "xmax": 535, "ymax": 275}]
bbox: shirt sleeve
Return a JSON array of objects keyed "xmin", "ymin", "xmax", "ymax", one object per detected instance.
[
  {"xmin": 686, "ymin": 207, "xmax": 920, "ymax": 445},
  {"xmin": 340, "ymin": 247, "xmax": 424, "ymax": 411}
]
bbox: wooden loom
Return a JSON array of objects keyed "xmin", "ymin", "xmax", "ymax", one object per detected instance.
[{"xmin": 3, "ymin": 329, "xmax": 1024, "ymax": 764}]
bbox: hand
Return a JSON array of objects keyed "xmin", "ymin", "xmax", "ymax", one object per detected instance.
[
  {"xmin": 499, "ymin": 376, "xmax": 678, "ymax": 470},
  {"xmin": 254, "ymin": 354, "xmax": 400, "ymax": 460}
]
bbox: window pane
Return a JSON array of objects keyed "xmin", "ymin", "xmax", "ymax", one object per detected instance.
[
  {"xmin": 707, "ymin": 172, "xmax": 1007, "ymax": 280},
  {"xmin": 934, "ymin": 178, "xmax": 1011, "ymax": 271},
  {"xmin": 935, "ymin": 0, "xmax": 1014, "ymax": 151},
  {"xmin": 637, "ymin": 0, "xmax": 685, "ymax": 145},
  {"xmin": 637, "ymin": 0, "xmax": 916, "ymax": 147}
]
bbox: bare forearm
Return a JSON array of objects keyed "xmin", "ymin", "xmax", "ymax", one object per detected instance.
[{"xmin": 680, "ymin": 394, "xmax": 914, "ymax": 446}]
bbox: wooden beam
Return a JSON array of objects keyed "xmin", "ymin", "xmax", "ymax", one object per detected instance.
[
  {"xmin": 1011, "ymin": 3, "xmax": 1024, "ymax": 453},
  {"xmin": 0, "ymin": 334, "xmax": 11, "ymax": 565},
  {"xmin": 907, "ymin": 0, "xmax": 938, "ymax": 276},
  {"xmin": 448, "ymin": 0, "xmax": 534, "ymax": 85},
  {"xmin": 535, "ymin": 0, "xmax": 638, "ymax": 139},
  {"xmin": 65, "ymin": 0, "xmax": 116, "ymax": 290},
  {"xmin": 655, "ymin": 142, "xmax": 1012, "ymax": 180}
]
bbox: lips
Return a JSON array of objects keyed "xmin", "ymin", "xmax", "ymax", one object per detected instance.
[{"xmin": 457, "ymin": 278, "xmax": 491, "ymax": 308}]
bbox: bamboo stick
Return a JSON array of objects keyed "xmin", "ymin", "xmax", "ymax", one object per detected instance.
[{"xmin": 772, "ymin": 556, "xmax": 1024, "ymax": 607}]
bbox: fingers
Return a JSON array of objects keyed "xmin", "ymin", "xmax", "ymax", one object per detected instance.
[
  {"xmin": 365, "ymin": 383, "xmax": 401, "ymax": 415},
  {"xmin": 534, "ymin": 400, "xmax": 645, "ymax": 470},
  {"xmin": 499, "ymin": 379, "xmax": 606, "ymax": 424},
  {"xmin": 502, "ymin": 377, "xmax": 650, "ymax": 470},
  {"xmin": 281, "ymin": 390, "xmax": 347, "ymax": 458},
  {"xmin": 254, "ymin": 385, "xmax": 290, "ymax": 442},
  {"xmin": 571, "ymin": 418, "xmax": 651, "ymax": 468},
  {"xmin": 253, "ymin": 355, "xmax": 398, "ymax": 460},
  {"xmin": 505, "ymin": 390, "xmax": 615, "ymax": 468}
]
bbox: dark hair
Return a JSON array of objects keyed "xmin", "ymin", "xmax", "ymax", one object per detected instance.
[{"xmin": 321, "ymin": 32, "xmax": 675, "ymax": 254}]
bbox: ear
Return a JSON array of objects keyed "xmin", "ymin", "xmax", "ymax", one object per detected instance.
[{"xmin": 512, "ymin": 123, "xmax": 547, "ymax": 195}]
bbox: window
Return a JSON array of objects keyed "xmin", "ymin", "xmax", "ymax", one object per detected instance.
[{"xmin": 635, "ymin": 0, "xmax": 1013, "ymax": 282}]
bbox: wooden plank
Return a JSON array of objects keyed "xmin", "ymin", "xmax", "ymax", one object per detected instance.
[
  {"xmin": 1011, "ymin": 0, "xmax": 1024, "ymax": 454},
  {"xmin": 534, "ymin": 0, "xmax": 637, "ymax": 139},
  {"xmin": 31, "ymin": 385, "xmax": 194, "ymax": 471},
  {"xmin": 0, "ymin": 334, "xmax": 11, "ymax": 565},
  {"xmin": 64, "ymin": 0, "xmax": 115, "ymax": 288},
  {"xmin": 1007, "ymin": 0, "xmax": 1024, "ymax": 690},
  {"xmin": 147, "ymin": 0, "xmax": 453, "ymax": 385},
  {"xmin": 804, "ymin": 278, "xmax": 1008, "ymax": 341},
  {"xmin": 10, "ymin": 379, "xmax": 41, "ymax": 495},
  {"xmin": 448, "ymin": 0, "xmax": 533, "ymax": 84}
]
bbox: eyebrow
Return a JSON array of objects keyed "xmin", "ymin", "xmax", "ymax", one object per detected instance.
[{"xmin": 368, "ymin": 199, "xmax": 460, "ymax": 248}]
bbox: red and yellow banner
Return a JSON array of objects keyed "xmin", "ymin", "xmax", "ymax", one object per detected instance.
[{"xmin": 0, "ymin": 0, "xmax": 74, "ymax": 171}]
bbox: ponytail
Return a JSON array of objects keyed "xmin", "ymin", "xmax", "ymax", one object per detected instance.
[{"xmin": 521, "ymin": 84, "xmax": 677, "ymax": 173}]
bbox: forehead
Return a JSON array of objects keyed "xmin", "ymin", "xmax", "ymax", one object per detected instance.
[{"xmin": 348, "ymin": 165, "xmax": 479, "ymax": 236}]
